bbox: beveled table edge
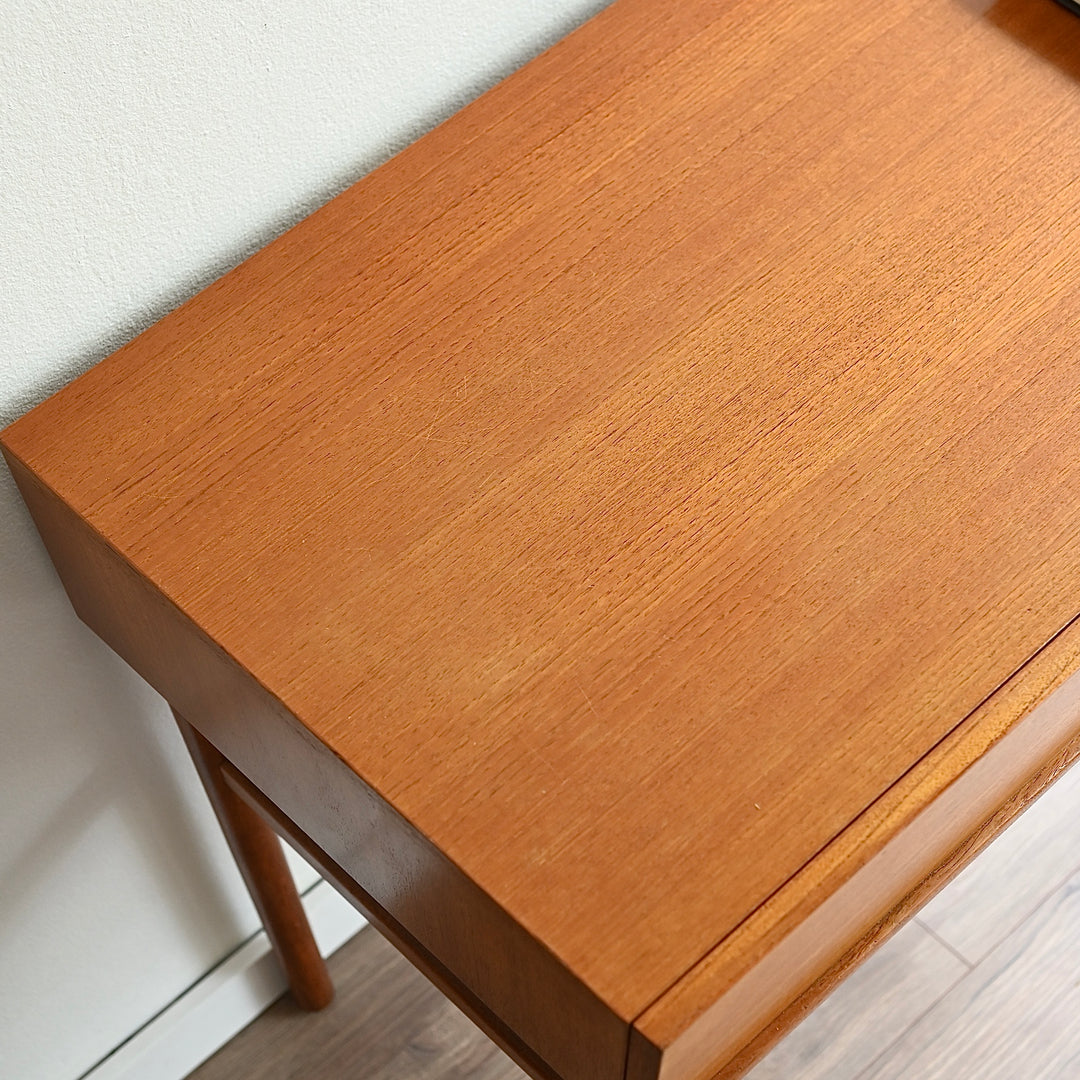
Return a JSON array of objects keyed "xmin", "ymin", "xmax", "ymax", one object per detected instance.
[
  {"xmin": 630, "ymin": 612, "xmax": 1080, "ymax": 1080},
  {"xmin": 11, "ymin": 390, "xmax": 1080, "ymax": 1080},
  {"xmin": 0, "ymin": 443, "xmax": 630, "ymax": 1080}
]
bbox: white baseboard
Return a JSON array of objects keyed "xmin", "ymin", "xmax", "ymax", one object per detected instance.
[{"xmin": 81, "ymin": 882, "xmax": 367, "ymax": 1080}]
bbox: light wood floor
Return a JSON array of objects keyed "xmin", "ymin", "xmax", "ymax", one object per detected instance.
[{"xmin": 191, "ymin": 764, "xmax": 1080, "ymax": 1080}]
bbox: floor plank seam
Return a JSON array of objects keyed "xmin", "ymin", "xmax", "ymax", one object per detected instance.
[
  {"xmin": 848, "ymin": 961, "xmax": 971, "ymax": 1080},
  {"xmin": 913, "ymin": 918, "xmax": 977, "ymax": 970},
  {"xmin": 952, "ymin": 853, "xmax": 1080, "ymax": 967}
]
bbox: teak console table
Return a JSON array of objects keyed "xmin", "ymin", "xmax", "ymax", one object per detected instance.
[{"xmin": 7, "ymin": 1, "xmax": 1080, "ymax": 1077}]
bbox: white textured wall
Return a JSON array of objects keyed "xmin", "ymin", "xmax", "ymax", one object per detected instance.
[{"xmin": 0, "ymin": 2, "xmax": 608, "ymax": 1077}]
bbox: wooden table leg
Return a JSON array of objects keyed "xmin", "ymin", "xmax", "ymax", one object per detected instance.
[{"xmin": 173, "ymin": 708, "xmax": 334, "ymax": 1011}]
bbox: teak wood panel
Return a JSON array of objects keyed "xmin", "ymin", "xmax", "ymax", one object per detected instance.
[
  {"xmin": 2, "ymin": 456, "xmax": 626, "ymax": 1080},
  {"xmin": 5, "ymin": 0, "xmax": 1080, "ymax": 1077},
  {"xmin": 630, "ymin": 617, "xmax": 1080, "ymax": 1080}
]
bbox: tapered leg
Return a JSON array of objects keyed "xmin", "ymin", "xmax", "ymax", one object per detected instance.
[{"xmin": 173, "ymin": 709, "xmax": 334, "ymax": 1010}]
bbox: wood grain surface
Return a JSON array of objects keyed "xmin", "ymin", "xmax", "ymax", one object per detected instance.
[
  {"xmin": 1, "ymin": 454, "xmax": 626, "ymax": 1080},
  {"xmin": 6, "ymin": 0, "xmax": 1080, "ymax": 1078},
  {"xmin": 632, "ymin": 618, "xmax": 1080, "ymax": 1080}
]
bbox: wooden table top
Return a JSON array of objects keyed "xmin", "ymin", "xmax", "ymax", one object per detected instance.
[{"xmin": 7, "ymin": 1, "xmax": 1080, "ymax": 1078}]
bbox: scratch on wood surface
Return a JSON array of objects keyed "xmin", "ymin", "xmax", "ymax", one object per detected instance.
[
  {"xmin": 402, "ymin": 396, "xmax": 448, "ymax": 464},
  {"xmin": 577, "ymin": 682, "xmax": 600, "ymax": 718}
]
